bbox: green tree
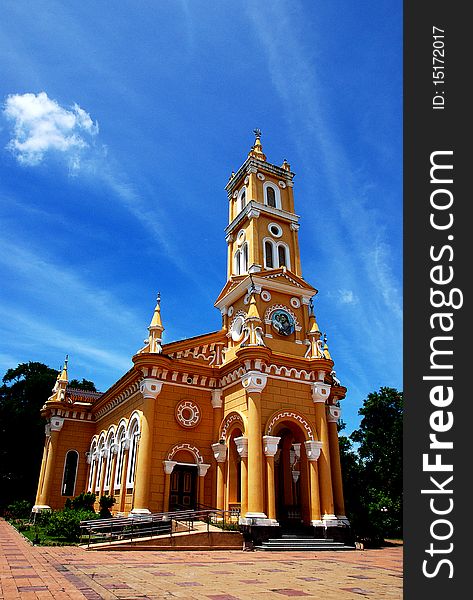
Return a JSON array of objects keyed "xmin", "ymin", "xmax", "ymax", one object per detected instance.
[
  {"xmin": 348, "ymin": 387, "xmax": 403, "ymax": 542},
  {"xmin": 69, "ymin": 379, "xmax": 97, "ymax": 392},
  {"xmin": 0, "ymin": 362, "xmax": 58, "ymax": 511}
]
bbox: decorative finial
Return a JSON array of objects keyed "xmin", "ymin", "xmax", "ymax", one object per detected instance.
[
  {"xmin": 253, "ymin": 127, "xmax": 262, "ymax": 140},
  {"xmin": 309, "ymin": 298, "xmax": 314, "ymax": 316},
  {"xmin": 248, "ymin": 273, "xmax": 257, "ymax": 295},
  {"xmin": 157, "ymin": 291, "xmax": 161, "ymax": 305}
]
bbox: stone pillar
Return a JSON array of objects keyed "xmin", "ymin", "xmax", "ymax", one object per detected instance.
[
  {"xmin": 198, "ymin": 463, "xmax": 211, "ymax": 507},
  {"xmin": 33, "ymin": 433, "xmax": 50, "ymax": 509},
  {"xmin": 304, "ymin": 440, "xmax": 323, "ymax": 524},
  {"xmin": 312, "ymin": 381, "xmax": 335, "ymax": 520},
  {"xmin": 234, "ymin": 436, "xmax": 248, "ymax": 520},
  {"xmin": 243, "ymin": 371, "xmax": 266, "ymax": 521},
  {"xmin": 212, "ymin": 441, "xmax": 227, "ymax": 510},
  {"xmin": 162, "ymin": 460, "xmax": 177, "ymax": 513},
  {"xmin": 263, "ymin": 436, "xmax": 280, "ymax": 522},
  {"xmin": 131, "ymin": 378, "xmax": 163, "ymax": 515},
  {"xmin": 34, "ymin": 417, "xmax": 64, "ymax": 510},
  {"xmin": 211, "ymin": 389, "xmax": 223, "ymax": 507},
  {"xmin": 327, "ymin": 405, "xmax": 346, "ymax": 518}
]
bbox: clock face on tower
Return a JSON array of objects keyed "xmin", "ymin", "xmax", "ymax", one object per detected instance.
[{"xmin": 271, "ymin": 309, "xmax": 295, "ymax": 336}]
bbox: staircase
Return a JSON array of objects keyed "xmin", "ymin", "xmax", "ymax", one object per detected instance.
[{"xmin": 255, "ymin": 534, "xmax": 355, "ymax": 551}]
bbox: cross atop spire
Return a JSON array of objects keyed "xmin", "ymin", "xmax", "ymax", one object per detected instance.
[{"xmin": 248, "ymin": 128, "xmax": 266, "ymax": 161}]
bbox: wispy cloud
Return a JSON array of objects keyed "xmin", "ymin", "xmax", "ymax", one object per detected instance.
[
  {"xmin": 245, "ymin": 2, "xmax": 401, "ymax": 323},
  {"xmin": 338, "ymin": 289, "xmax": 357, "ymax": 305},
  {"xmin": 3, "ymin": 91, "xmax": 98, "ymax": 168}
]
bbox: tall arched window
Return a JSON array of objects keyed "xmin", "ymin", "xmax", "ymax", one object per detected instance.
[
  {"xmin": 104, "ymin": 430, "xmax": 115, "ymax": 492},
  {"xmin": 87, "ymin": 440, "xmax": 97, "ymax": 492},
  {"xmin": 234, "ymin": 243, "xmax": 248, "ymax": 275},
  {"xmin": 264, "ymin": 240, "xmax": 274, "ymax": 268},
  {"xmin": 95, "ymin": 436, "xmax": 106, "ymax": 492},
  {"xmin": 278, "ymin": 244, "xmax": 287, "ymax": 267},
  {"xmin": 237, "ymin": 187, "xmax": 247, "ymax": 213},
  {"xmin": 266, "ymin": 186, "xmax": 276, "ymax": 207},
  {"xmin": 62, "ymin": 450, "xmax": 79, "ymax": 496},
  {"xmin": 242, "ymin": 242, "xmax": 248, "ymax": 273},
  {"xmin": 276, "ymin": 242, "xmax": 291, "ymax": 269},
  {"xmin": 264, "ymin": 182, "xmax": 281, "ymax": 209},
  {"xmin": 126, "ymin": 417, "xmax": 140, "ymax": 488},
  {"xmin": 114, "ymin": 425, "xmax": 127, "ymax": 490}
]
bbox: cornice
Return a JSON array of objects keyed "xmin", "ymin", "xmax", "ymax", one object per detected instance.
[
  {"xmin": 225, "ymin": 200, "xmax": 299, "ymax": 236},
  {"xmin": 225, "ymin": 157, "xmax": 295, "ymax": 196}
]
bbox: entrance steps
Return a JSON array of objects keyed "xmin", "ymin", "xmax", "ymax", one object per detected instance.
[{"xmin": 255, "ymin": 534, "xmax": 356, "ymax": 551}]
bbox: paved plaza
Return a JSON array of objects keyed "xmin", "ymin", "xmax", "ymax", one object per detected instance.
[{"xmin": 0, "ymin": 519, "xmax": 402, "ymax": 599}]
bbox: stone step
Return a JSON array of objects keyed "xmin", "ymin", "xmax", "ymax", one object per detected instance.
[
  {"xmin": 256, "ymin": 544, "xmax": 355, "ymax": 551},
  {"xmin": 256, "ymin": 536, "xmax": 355, "ymax": 551}
]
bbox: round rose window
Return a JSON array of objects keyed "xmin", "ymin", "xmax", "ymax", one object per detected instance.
[{"xmin": 175, "ymin": 400, "xmax": 201, "ymax": 428}]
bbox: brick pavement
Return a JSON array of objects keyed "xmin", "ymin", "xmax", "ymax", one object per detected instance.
[{"xmin": 0, "ymin": 519, "xmax": 402, "ymax": 599}]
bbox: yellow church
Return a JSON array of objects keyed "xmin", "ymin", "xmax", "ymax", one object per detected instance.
[{"xmin": 33, "ymin": 131, "xmax": 349, "ymax": 542}]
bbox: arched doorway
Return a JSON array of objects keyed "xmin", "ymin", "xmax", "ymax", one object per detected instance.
[
  {"xmin": 168, "ymin": 448, "xmax": 199, "ymax": 511},
  {"xmin": 226, "ymin": 427, "xmax": 243, "ymax": 513},
  {"xmin": 273, "ymin": 422, "xmax": 311, "ymax": 528}
]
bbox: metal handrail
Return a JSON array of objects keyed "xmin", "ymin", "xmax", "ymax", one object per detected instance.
[{"xmin": 79, "ymin": 507, "xmax": 238, "ymax": 548}]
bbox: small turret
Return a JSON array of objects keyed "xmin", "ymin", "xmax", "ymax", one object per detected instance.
[{"xmin": 148, "ymin": 293, "xmax": 164, "ymax": 353}]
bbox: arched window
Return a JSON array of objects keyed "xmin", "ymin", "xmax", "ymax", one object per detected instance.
[
  {"xmin": 242, "ymin": 242, "xmax": 248, "ymax": 273},
  {"xmin": 278, "ymin": 244, "xmax": 287, "ymax": 267},
  {"xmin": 114, "ymin": 425, "xmax": 127, "ymax": 490},
  {"xmin": 87, "ymin": 439, "xmax": 97, "ymax": 492},
  {"xmin": 264, "ymin": 182, "xmax": 281, "ymax": 209},
  {"xmin": 104, "ymin": 430, "xmax": 115, "ymax": 492},
  {"xmin": 277, "ymin": 243, "xmax": 291, "ymax": 269},
  {"xmin": 234, "ymin": 249, "xmax": 241, "ymax": 275},
  {"xmin": 62, "ymin": 450, "xmax": 79, "ymax": 496},
  {"xmin": 237, "ymin": 186, "xmax": 247, "ymax": 213},
  {"xmin": 234, "ymin": 243, "xmax": 248, "ymax": 275},
  {"xmin": 264, "ymin": 240, "xmax": 274, "ymax": 268},
  {"xmin": 126, "ymin": 417, "xmax": 140, "ymax": 488},
  {"xmin": 266, "ymin": 186, "xmax": 276, "ymax": 207},
  {"xmin": 95, "ymin": 436, "xmax": 106, "ymax": 492}
]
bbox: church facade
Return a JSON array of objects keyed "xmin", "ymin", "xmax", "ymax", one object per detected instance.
[{"xmin": 34, "ymin": 132, "xmax": 349, "ymax": 536}]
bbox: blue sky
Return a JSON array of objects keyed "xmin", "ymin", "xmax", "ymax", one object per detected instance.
[{"xmin": 0, "ymin": 0, "xmax": 402, "ymax": 435}]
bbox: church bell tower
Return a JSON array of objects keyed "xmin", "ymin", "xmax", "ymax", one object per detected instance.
[{"xmin": 215, "ymin": 130, "xmax": 326, "ymax": 363}]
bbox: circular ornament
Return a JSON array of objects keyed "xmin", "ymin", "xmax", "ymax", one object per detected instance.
[
  {"xmin": 268, "ymin": 222, "xmax": 282, "ymax": 238},
  {"xmin": 271, "ymin": 309, "xmax": 295, "ymax": 336},
  {"xmin": 290, "ymin": 297, "xmax": 301, "ymax": 309},
  {"xmin": 228, "ymin": 305, "xmax": 234, "ymax": 317},
  {"xmin": 257, "ymin": 173, "xmax": 265, "ymax": 180},
  {"xmin": 244, "ymin": 176, "xmax": 249, "ymax": 185},
  {"xmin": 278, "ymin": 180, "xmax": 287, "ymax": 188},
  {"xmin": 233, "ymin": 190, "xmax": 238, "ymax": 199},
  {"xmin": 237, "ymin": 229, "xmax": 246, "ymax": 246},
  {"xmin": 230, "ymin": 314, "xmax": 245, "ymax": 341},
  {"xmin": 261, "ymin": 290, "xmax": 272, "ymax": 302},
  {"xmin": 243, "ymin": 293, "xmax": 250, "ymax": 305},
  {"xmin": 176, "ymin": 400, "xmax": 201, "ymax": 428}
]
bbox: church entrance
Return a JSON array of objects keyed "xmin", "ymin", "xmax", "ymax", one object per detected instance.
[
  {"xmin": 169, "ymin": 464, "xmax": 197, "ymax": 510},
  {"xmin": 274, "ymin": 425, "xmax": 310, "ymax": 529}
]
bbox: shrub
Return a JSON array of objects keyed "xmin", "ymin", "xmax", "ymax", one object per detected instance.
[
  {"xmin": 99, "ymin": 495, "xmax": 116, "ymax": 518},
  {"xmin": 6, "ymin": 499, "xmax": 32, "ymax": 519},
  {"xmin": 70, "ymin": 492, "xmax": 96, "ymax": 511},
  {"xmin": 45, "ymin": 509, "xmax": 98, "ymax": 542}
]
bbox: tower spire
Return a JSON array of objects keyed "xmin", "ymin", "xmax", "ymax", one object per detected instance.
[
  {"xmin": 148, "ymin": 292, "xmax": 164, "ymax": 353},
  {"xmin": 248, "ymin": 128, "xmax": 266, "ymax": 161}
]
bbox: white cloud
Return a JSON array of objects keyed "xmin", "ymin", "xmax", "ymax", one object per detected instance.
[
  {"xmin": 339, "ymin": 289, "xmax": 357, "ymax": 304},
  {"xmin": 3, "ymin": 91, "xmax": 98, "ymax": 167}
]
